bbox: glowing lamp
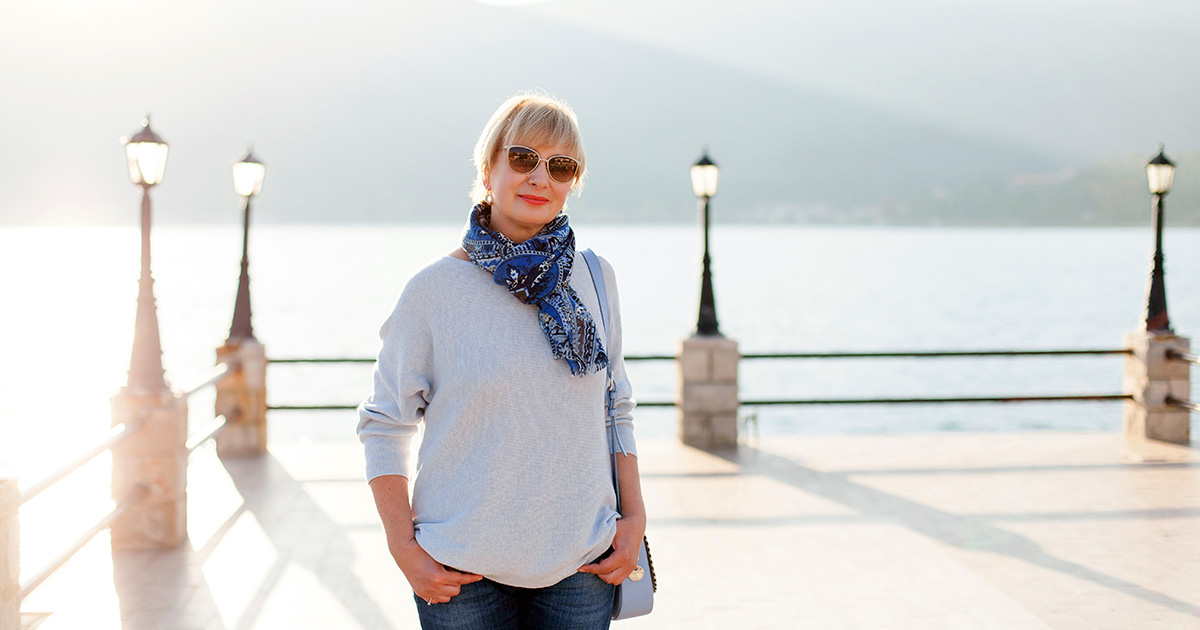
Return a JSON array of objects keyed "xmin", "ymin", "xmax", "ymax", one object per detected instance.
[
  {"xmin": 1145, "ymin": 145, "xmax": 1175, "ymax": 196},
  {"xmin": 690, "ymin": 152, "xmax": 719, "ymax": 198},
  {"xmin": 122, "ymin": 116, "xmax": 169, "ymax": 187},
  {"xmin": 233, "ymin": 149, "xmax": 266, "ymax": 197}
]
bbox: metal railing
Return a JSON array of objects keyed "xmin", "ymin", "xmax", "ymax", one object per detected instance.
[
  {"xmin": 187, "ymin": 415, "xmax": 229, "ymax": 454},
  {"xmin": 17, "ymin": 420, "xmax": 143, "ymax": 508},
  {"xmin": 705, "ymin": 345, "xmax": 1195, "ymax": 413},
  {"xmin": 269, "ymin": 357, "xmax": 374, "ymax": 364},
  {"xmin": 9, "ymin": 344, "xmax": 1190, "ymax": 610},
  {"xmin": 1168, "ymin": 396, "xmax": 1200, "ymax": 412},
  {"xmin": 182, "ymin": 360, "xmax": 233, "ymax": 452},
  {"xmin": 267, "ymin": 357, "xmax": 366, "ymax": 410},
  {"xmin": 1167, "ymin": 349, "xmax": 1200, "ymax": 365},
  {"xmin": 262, "ymin": 355, "xmax": 679, "ymax": 411},
  {"xmin": 737, "ymin": 347, "xmax": 1133, "ymax": 406},
  {"xmin": 742, "ymin": 394, "xmax": 1133, "ymax": 405},
  {"xmin": 11, "ymin": 417, "xmax": 148, "ymax": 604},
  {"xmin": 265, "ymin": 347, "xmax": 1146, "ymax": 410},
  {"xmin": 19, "ymin": 485, "xmax": 148, "ymax": 601},
  {"xmin": 182, "ymin": 363, "xmax": 231, "ymax": 398},
  {"xmin": 1163, "ymin": 350, "xmax": 1200, "ymax": 410},
  {"xmin": 10, "ymin": 361, "xmax": 232, "ymax": 605},
  {"xmin": 741, "ymin": 348, "xmax": 1131, "ymax": 359}
]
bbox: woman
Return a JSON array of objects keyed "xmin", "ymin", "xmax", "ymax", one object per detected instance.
[{"xmin": 357, "ymin": 93, "xmax": 645, "ymax": 630}]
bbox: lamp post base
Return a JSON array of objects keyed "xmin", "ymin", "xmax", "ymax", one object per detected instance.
[
  {"xmin": 215, "ymin": 338, "xmax": 268, "ymax": 457},
  {"xmin": 678, "ymin": 334, "xmax": 740, "ymax": 449},
  {"xmin": 1123, "ymin": 330, "xmax": 1190, "ymax": 445},
  {"xmin": 109, "ymin": 386, "xmax": 188, "ymax": 550}
]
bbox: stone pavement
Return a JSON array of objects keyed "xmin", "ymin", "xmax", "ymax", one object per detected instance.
[{"xmin": 17, "ymin": 432, "xmax": 1200, "ymax": 629}]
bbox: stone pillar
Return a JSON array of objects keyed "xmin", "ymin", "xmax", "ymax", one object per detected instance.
[
  {"xmin": 678, "ymin": 334, "xmax": 740, "ymax": 449},
  {"xmin": 1123, "ymin": 331, "xmax": 1191, "ymax": 445},
  {"xmin": 215, "ymin": 339, "xmax": 268, "ymax": 457},
  {"xmin": 1, "ymin": 478, "xmax": 18, "ymax": 630},
  {"xmin": 109, "ymin": 388, "xmax": 188, "ymax": 550}
]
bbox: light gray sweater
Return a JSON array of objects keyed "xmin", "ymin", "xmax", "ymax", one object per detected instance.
[{"xmin": 356, "ymin": 252, "xmax": 637, "ymax": 588}]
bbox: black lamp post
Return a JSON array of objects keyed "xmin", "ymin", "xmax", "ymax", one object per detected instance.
[
  {"xmin": 1142, "ymin": 144, "xmax": 1176, "ymax": 333},
  {"xmin": 121, "ymin": 116, "xmax": 171, "ymax": 395},
  {"xmin": 691, "ymin": 151, "xmax": 721, "ymax": 336},
  {"xmin": 228, "ymin": 148, "xmax": 265, "ymax": 342}
]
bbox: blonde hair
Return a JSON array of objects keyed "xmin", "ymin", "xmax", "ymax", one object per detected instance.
[{"xmin": 471, "ymin": 92, "xmax": 586, "ymax": 204}]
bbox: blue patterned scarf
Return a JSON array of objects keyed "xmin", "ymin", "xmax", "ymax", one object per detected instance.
[{"xmin": 462, "ymin": 203, "xmax": 608, "ymax": 376}]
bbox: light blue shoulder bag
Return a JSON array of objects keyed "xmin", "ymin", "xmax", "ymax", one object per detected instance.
[{"xmin": 580, "ymin": 249, "xmax": 656, "ymax": 620}]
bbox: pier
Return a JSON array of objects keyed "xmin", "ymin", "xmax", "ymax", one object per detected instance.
[
  {"xmin": 3, "ymin": 134, "xmax": 1199, "ymax": 629},
  {"xmin": 8, "ymin": 433, "xmax": 1200, "ymax": 629}
]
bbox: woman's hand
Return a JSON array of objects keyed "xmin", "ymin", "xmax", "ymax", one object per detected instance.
[
  {"xmin": 369, "ymin": 475, "xmax": 482, "ymax": 604},
  {"xmin": 577, "ymin": 513, "xmax": 647, "ymax": 585},
  {"xmin": 392, "ymin": 536, "xmax": 483, "ymax": 604}
]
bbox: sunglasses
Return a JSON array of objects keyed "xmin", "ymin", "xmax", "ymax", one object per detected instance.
[{"xmin": 504, "ymin": 145, "xmax": 580, "ymax": 183}]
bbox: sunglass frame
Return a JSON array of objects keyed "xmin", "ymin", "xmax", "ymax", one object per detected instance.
[{"xmin": 503, "ymin": 145, "xmax": 580, "ymax": 183}]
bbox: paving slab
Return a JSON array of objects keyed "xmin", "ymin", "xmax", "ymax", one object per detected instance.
[{"xmin": 14, "ymin": 432, "xmax": 1200, "ymax": 629}]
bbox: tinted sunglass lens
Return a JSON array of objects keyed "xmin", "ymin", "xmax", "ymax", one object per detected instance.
[
  {"xmin": 508, "ymin": 147, "xmax": 538, "ymax": 173},
  {"xmin": 548, "ymin": 157, "xmax": 578, "ymax": 182}
]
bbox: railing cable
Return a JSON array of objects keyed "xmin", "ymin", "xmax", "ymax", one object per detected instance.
[
  {"xmin": 742, "ymin": 394, "xmax": 1132, "ymax": 406},
  {"xmin": 263, "ymin": 349, "xmax": 1138, "ymax": 412},
  {"xmin": 605, "ymin": 395, "xmax": 1133, "ymax": 408},
  {"xmin": 1167, "ymin": 396, "xmax": 1200, "ymax": 413},
  {"xmin": 19, "ymin": 419, "xmax": 144, "ymax": 508},
  {"xmin": 741, "ymin": 349, "xmax": 1130, "ymax": 359},
  {"xmin": 182, "ymin": 362, "xmax": 231, "ymax": 398},
  {"xmin": 269, "ymin": 358, "xmax": 374, "ymax": 364},
  {"xmin": 18, "ymin": 484, "xmax": 149, "ymax": 601},
  {"xmin": 267, "ymin": 349, "xmax": 1131, "ymax": 364},
  {"xmin": 1167, "ymin": 349, "xmax": 1200, "ymax": 365},
  {"xmin": 186, "ymin": 415, "xmax": 229, "ymax": 454},
  {"xmin": 269, "ymin": 404, "xmax": 356, "ymax": 411}
]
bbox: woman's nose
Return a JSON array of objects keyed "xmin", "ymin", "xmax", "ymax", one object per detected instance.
[{"xmin": 527, "ymin": 161, "xmax": 549, "ymax": 186}]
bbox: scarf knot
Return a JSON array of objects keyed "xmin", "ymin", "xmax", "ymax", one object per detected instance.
[{"xmin": 463, "ymin": 204, "xmax": 608, "ymax": 376}]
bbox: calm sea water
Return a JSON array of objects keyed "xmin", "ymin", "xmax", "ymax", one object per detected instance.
[{"xmin": 3, "ymin": 224, "xmax": 1200, "ymax": 479}]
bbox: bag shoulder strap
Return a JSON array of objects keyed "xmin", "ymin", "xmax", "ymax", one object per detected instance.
[
  {"xmin": 580, "ymin": 249, "xmax": 610, "ymax": 336},
  {"xmin": 579, "ymin": 249, "xmax": 623, "ymax": 512}
]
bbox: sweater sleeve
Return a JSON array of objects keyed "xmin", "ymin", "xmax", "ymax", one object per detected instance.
[
  {"xmin": 356, "ymin": 280, "xmax": 433, "ymax": 481},
  {"xmin": 600, "ymin": 256, "xmax": 638, "ymax": 458}
]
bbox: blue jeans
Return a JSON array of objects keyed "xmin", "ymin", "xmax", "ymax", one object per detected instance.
[{"xmin": 414, "ymin": 571, "xmax": 615, "ymax": 630}]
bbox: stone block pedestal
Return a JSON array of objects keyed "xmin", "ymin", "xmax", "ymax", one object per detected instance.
[
  {"xmin": 215, "ymin": 339, "xmax": 268, "ymax": 457},
  {"xmin": 109, "ymin": 387, "xmax": 188, "ymax": 550},
  {"xmin": 678, "ymin": 334, "xmax": 740, "ymax": 449},
  {"xmin": 1123, "ymin": 331, "xmax": 1191, "ymax": 445}
]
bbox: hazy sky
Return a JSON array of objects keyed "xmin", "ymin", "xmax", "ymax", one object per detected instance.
[
  {"xmin": 514, "ymin": 0, "xmax": 1200, "ymax": 154},
  {"xmin": 4, "ymin": 0, "xmax": 1198, "ymax": 223}
]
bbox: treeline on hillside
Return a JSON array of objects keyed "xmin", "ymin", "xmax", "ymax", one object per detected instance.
[{"xmin": 896, "ymin": 152, "xmax": 1200, "ymax": 226}]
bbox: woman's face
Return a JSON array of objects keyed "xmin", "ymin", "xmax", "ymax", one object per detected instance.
[{"xmin": 484, "ymin": 141, "xmax": 577, "ymax": 243}]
